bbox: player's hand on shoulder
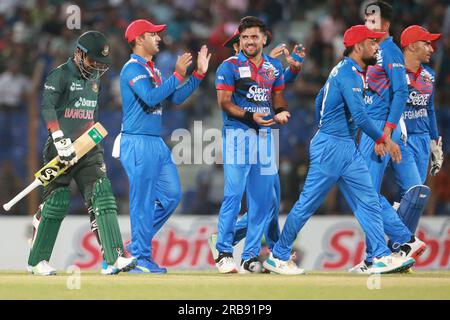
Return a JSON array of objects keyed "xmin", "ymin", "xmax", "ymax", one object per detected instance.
[
  {"xmin": 253, "ymin": 112, "xmax": 275, "ymax": 126},
  {"xmin": 52, "ymin": 130, "xmax": 77, "ymax": 166},
  {"xmin": 196, "ymin": 45, "xmax": 212, "ymax": 75},
  {"xmin": 274, "ymin": 110, "xmax": 290, "ymax": 125},
  {"xmin": 175, "ymin": 53, "xmax": 193, "ymax": 77}
]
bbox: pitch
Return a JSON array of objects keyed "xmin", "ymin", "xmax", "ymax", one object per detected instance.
[{"xmin": 0, "ymin": 271, "xmax": 449, "ymax": 299}]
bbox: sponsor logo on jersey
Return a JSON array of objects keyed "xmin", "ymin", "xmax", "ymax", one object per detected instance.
[
  {"xmin": 407, "ymin": 91, "xmax": 430, "ymax": 106},
  {"xmin": 403, "ymin": 108, "xmax": 428, "ymax": 120},
  {"xmin": 364, "ymin": 95, "xmax": 374, "ymax": 105},
  {"xmin": 246, "ymin": 85, "xmax": 270, "ymax": 102},
  {"xmin": 70, "ymin": 82, "xmax": 84, "ymax": 91},
  {"xmin": 129, "ymin": 74, "xmax": 148, "ymax": 86},
  {"xmin": 388, "ymin": 63, "xmax": 405, "ymax": 69},
  {"xmin": 44, "ymin": 84, "xmax": 56, "ymax": 91},
  {"xmin": 74, "ymin": 97, "xmax": 97, "ymax": 108}
]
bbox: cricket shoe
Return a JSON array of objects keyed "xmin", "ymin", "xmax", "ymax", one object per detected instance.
[
  {"xmin": 102, "ymin": 256, "xmax": 137, "ymax": 275},
  {"xmin": 399, "ymin": 236, "xmax": 427, "ymax": 260},
  {"xmin": 128, "ymin": 258, "xmax": 167, "ymax": 274},
  {"xmin": 215, "ymin": 252, "xmax": 238, "ymax": 274},
  {"xmin": 348, "ymin": 260, "xmax": 372, "ymax": 274},
  {"xmin": 239, "ymin": 257, "xmax": 263, "ymax": 274},
  {"xmin": 369, "ymin": 254, "xmax": 415, "ymax": 274},
  {"xmin": 263, "ymin": 252, "xmax": 305, "ymax": 275},
  {"xmin": 27, "ymin": 260, "xmax": 56, "ymax": 276},
  {"xmin": 208, "ymin": 233, "xmax": 219, "ymax": 261}
]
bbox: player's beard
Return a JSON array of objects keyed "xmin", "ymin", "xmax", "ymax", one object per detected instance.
[
  {"xmin": 362, "ymin": 55, "xmax": 378, "ymax": 66},
  {"xmin": 242, "ymin": 44, "xmax": 262, "ymax": 58}
]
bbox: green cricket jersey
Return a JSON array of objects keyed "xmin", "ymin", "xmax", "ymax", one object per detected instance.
[{"xmin": 42, "ymin": 58, "xmax": 101, "ymax": 141}]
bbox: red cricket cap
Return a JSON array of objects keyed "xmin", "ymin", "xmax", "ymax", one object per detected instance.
[
  {"xmin": 343, "ymin": 25, "xmax": 385, "ymax": 48},
  {"xmin": 400, "ymin": 25, "xmax": 441, "ymax": 48},
  {"xmin": 125, "ymin": 19, "xmax": 166, "ymax": 43},
  {"xmin": 222, "ymin": 29, "xmax": 273, "ymax": 48}
]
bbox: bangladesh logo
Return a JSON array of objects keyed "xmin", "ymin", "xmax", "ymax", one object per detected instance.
[{"xmin": 102, "ymin": 45, "xmax": 109, "ymax": 57}]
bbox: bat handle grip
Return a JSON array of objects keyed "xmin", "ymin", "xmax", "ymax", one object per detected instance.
[{"xmin": 3, "ymin": 179, "xmax": 42, "ymax": 212}]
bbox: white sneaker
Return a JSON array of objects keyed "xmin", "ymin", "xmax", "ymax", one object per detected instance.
[
  {"xmin": 348, "ymin": 260, "xmax": 372, "ymax": 274},
  {"xmin": 239, "ymin": 257, "xmax": 263, "ymax": 274},
  {"xmin": 263, "ymin": 252, "xmax": 305, "ymax": 275},
  {"xmin": 370, "ymin": 254, "xmax": 415, "ymax": 274},
  {"xmin": 400, "ymin": 236, "xmax": 427, "ymax": 259},
  {"xmin": 208, "ymin": 233, "xmax": 219, "ymax": 261},
  {"xmin": 215, "ymin": 253, "xmax": 238, "ymax": 274},
  {"xmin": 102, "ymin": 256, "xmax": 137, "ymax": 275},
  {"xmin": 27, "ymin": 260, "xmax": 56, "ymax": 276}
]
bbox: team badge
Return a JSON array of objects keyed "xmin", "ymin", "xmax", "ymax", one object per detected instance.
[
  {"xmin": 265, "ymin": 68, "xmax": 275, "ymax": 80},
  {"xmin": 102, "ymin": 45, "xmax": 109, "ymax": 56},
  {"xmin": 92, "ymin": 82, "xmax": 98, "ymax": 93}
]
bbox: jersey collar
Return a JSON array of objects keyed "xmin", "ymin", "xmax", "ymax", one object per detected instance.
[
  {"xmin": 237, "ymin": 51, "xmax": 267, "ymax": 68},
  {"xmin": 67, "ymin": 58, "xmax": 83, "ymax": 79},
  {"xmin": 344, "ymin": 57, "xmax": 364, "ymax": 73}
]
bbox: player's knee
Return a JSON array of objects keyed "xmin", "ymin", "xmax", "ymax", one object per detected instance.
[
  {"xmin": 91, "ymin": 177, "xmax": 118, "ymax": 215},
  {"xmin": 41, "ymin": 187, "xmax": 70, "ymax": 220}
]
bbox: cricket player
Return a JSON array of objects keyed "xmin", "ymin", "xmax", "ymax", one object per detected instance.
[
  {"xmin": 214, "ymin": 16, "xmax": 291, "ymax": 274},
  {"xmin": 28, "ymin": 31, "xmax": 137, "ymax": 275},
  {"xmin": 390, "ymin": 25, "xmax": 443, "ymax": 233},
  {"xmin": 263, "ymin": 25, "xmax": 416, "ymax": 275},
  {"xmin": 209, "ymin": 29, "xmax": 305, "ymax": 257},
  {"xmin": 349, "ymin": 2, "xmax": 428, "ymax": 272},
  {"xmin": 116, "ymin": 19, "xmax": 211, "ymax": 273}
]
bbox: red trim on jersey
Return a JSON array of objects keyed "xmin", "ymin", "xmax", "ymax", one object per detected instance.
[
  {"xmin": 273, "ymin": 84, "xmax": 285, "ymax": 92},
  {"xmin": 385, "ymin": 122, "xmax": 397, "ymax": 129},
  {"xmin": 47, "ymin": 120, "xmax": 60, "ymax": 132},
  {"xmin": 173, "ymin": 72, "xmax": 184, "ymax": 82},
  {"xmin": 216, "ymin": 84, "xmax": 235, "ymax": 91},
  {"xmin": 376, "ymin": 133, "xmax": 387, "ymax": 145},
  {"xmin": 192, "ymin": 71, "xmax": 206, "ymax": 80}
]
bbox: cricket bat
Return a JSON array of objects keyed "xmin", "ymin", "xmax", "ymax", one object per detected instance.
[{"xmin": 2, "ymin": 122, "xmax": 108, "ymax": 212}]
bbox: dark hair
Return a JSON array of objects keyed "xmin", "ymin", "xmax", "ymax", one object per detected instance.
[
  {"xmin": 343, "ymin": 46, "xmax": 354, "ymax": 57},
  {"xmin": 238, "ymin": 16, "xmax": 267, "ymax": 34},
  {"xmin": 129, "ymin": 39, "xmax": 136, "ymax": 50},
  {"xmin": 365, "ymin": 1, "xmax": 393, "ymax": 22}
]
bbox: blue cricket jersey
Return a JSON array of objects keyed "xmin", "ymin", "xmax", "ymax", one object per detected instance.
[
  {"xmin": 315, "ymin": 57, "xmax": 383, "ymax": 141},
  {"xmin": 215, "ymin": 51, "xmax": 285, "ymax": 130},
  {"xmin": 365, "ymin": 37, "xmax": 408, "ymax": 128},
  {"xmin": 119, "ymin": 53, "xmax": 204, "ymax": 136},
  {"xmin": 403, "ymin": 65, "xmax": 439, "ymax": 139}
]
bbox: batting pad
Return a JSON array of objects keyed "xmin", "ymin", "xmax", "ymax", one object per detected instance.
[
  {"xmin": 28, "ymin": 187, "xmax": 70, "ymax": 266},
  {"xmin": 92, "ymin": 178, "xmax": 125, "ymax": 265}
]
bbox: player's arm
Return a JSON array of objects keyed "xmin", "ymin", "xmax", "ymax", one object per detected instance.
[
  {"xmin": 272, "ymin": 62, "xmax": 290, "ymax": 124},
  {"xmin": 384, "ymin": 53, "xmax": 409, "ymax": 135},
  {"xmin": 168, "ymin": 45, "xmax": 211, "ymax": 105},
  {"xmin": 125, "ymin": 56, "xmax": 190, "ymax": 108},
  {"xmin": 41, "ymin": 68, "xmax": 77, "ymax": 165},
  {"xmin": 340, "ymin": 75, "xmax": 401, "ymax": 162},
  {"xmin": 270, "ymin": 44, "xmax": 305, "ymax": 84},
  {"xmin": 428, "ymin": 86, "xmax": 443, "ymax": 175}
]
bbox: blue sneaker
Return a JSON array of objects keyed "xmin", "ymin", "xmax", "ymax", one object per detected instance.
[{"xmin": 128, "ymin": 258, "xmax": 167, "ymax": 274}]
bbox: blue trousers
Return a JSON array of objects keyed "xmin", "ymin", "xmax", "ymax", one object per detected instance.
[
  {"xmin": 233, "ymin": 174, "xmax": 280, "ymax": 250},
  {"xmin": 120, "ymin": 134, "xmax": 181, "ymax": 260},
  {"xmin": 392, "ymin": 134, "xmax": 430, "ymax": 192},
  {"xmin": 273, "ymin": 132, "xmax": 391, "ymax": 261},
  {"xmin": 216, "ymin": 128, "xmax": 276, "ymax": 261},
  {"xmin": 359, "ymin": 121, "xmax": 413, "ymax": 261}
]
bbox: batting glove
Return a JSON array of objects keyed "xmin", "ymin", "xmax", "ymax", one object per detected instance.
[
  {"xmin": 430, "ymin": 136, "xmax": 443, "ymax": 176},
  {"xmin": 52, "ymin": 130, "xmax": 78, "ymax": 166}
]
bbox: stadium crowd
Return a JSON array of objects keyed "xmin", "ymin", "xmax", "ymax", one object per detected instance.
[{"xmin": 1, "ymin": 0, "xmax": 450, "ymax": 216}]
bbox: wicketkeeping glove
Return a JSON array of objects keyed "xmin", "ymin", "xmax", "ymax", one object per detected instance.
[
  {"xmin": 430, "ymin": 136, "xmax": 443, "ymax": 176},
  {"xmin": 52, "ymin": 130, "xmax": 78, "ymax": 166}
]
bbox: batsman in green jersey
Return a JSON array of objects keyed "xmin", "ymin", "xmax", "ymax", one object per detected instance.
[{"xmin": 28, "ymin": 31, "xmax": 136, "ymax": 275}]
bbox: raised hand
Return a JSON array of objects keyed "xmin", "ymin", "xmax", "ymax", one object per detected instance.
[
  {"xmin": 269, "ymin": 44, "xmax": 286, "ymax": 59},
  {"xmin": 196, "ymin": 45, "xmax": 212, "ymax": 75},
  {"xmin": 284, "ymin": 44, "xmax": 306, "ymax": 70},
  {"xmin": 175, "ymin": 53, "xmax": 193, "ymax": 77}
]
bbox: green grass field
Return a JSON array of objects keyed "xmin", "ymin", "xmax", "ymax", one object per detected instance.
[{"xmin": 1, "ymin": 271, "xmax": 450, "ymax": 299}]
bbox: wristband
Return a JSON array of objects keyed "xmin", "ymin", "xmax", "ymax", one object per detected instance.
[
  {"xmin": 275, "ymin": 107, "xmax": 288, "ymax": 115},
  {"xmin": 244, "ymin": 111, "xmax": 254, "ymax": 122},
  {"xmin": 291, "ymin": 51, "xmax": 304, "ymax": 63},
  {"xmin": 376, "ymin": 133, "xmax": 387, "ymax": 145}
]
